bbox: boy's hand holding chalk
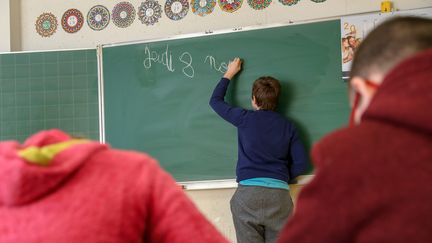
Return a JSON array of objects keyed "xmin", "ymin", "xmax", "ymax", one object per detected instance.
[{"xmin": 223, "ymin": 57, "xmax": 242, "ymax": 80}]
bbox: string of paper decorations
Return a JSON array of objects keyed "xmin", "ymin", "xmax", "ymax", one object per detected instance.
[{"xmin": 35, "ymin": 0, "xmax": 327, "ymax": 37}]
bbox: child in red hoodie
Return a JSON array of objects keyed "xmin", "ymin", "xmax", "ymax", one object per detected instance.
[
  {"xmin": 278, "ymin": 17, "xmax": 432, "ymax": 243},
  {"xmin": 0, "ymin": 129, "xmax": 228, "ymax": 243}
]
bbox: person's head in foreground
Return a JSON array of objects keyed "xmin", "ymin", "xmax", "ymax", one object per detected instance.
[
  {"xmin": 278, "ymin": 16, "xmax": 432, "ymax": 243},
  {"xmin": 348, "ymin": 16, "xmax": 432, "ymax": 125},
  {"xmin": 0, "ymin": 129, "xmax": 228, "ymax": 243}
]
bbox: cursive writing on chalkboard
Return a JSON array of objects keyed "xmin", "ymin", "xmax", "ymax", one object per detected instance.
[
  {"xmin": 143, "ymin": 45, "xmax": 175, "ymax": 72},
  {"xmin": 142, "ymin": 45, "xmax": 229, "ymax": 78},
  {"xmin": 179, "ymin": 52, "xmax": 195, "ymax": 78},
  {"xmin": 204, "ymin": 55, "xmax": 228, "ymax": 74}
]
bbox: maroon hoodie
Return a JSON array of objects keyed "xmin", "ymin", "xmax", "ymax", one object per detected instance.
[
  {"xmin": 278, "ymin": 50, "xmax": 432, "ymax": 243},
  {"xmin": 0, "ymin": 130, "xmax": 228, "ymax": 243}
]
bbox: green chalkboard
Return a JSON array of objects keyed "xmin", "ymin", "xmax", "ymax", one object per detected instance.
[
  {"xmin": 0, "ymin": 49, "xmax": 99, "ymax": 142},
  {"xmin": 103, "ymin": 20, "xmax": 349, "ymax": 181}
]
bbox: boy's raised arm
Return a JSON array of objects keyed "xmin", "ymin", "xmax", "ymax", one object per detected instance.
[{"xmin": 209, "ymin": 58, "xmax": 248, "ymax": 127}]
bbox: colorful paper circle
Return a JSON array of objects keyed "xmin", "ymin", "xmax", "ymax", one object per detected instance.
[
  {"xmin": 87, "ymin": 5, "xmax": 110, "ymax": 31},
  {"xmin": 191, "ymin": 0, "xmax": 216, "ymax": 16},
  {"xmin": 218, "ymin": 0, "xmax": 243, "ymax": 13},
  {"xmin": 279, "ymin": 0, "xmax": 300, "ymax": 6},
  {"xmin": 248, "ymin": 0, "xmax": 271, "ymax": 10},
  {"xmin": 35, "ymin": 13, "xmax": 57, "ymax": 37},
  {"xmin": 138, "ymin": 0, "xmax": 163, "ymax": 25},
  {"xmin": 112, "ymin": 2, "xmax": 136, "ymax": 28},
  {"xmin": 61, "ymin": 9, "xmax": 84, "ymax": 33},
  {"xmin": 164, "ymin": 0, "xmax": 189, "ymax": 21}
]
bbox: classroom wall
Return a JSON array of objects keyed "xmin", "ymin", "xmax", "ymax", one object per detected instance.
[
  {"xmin": 9, "ymin": 0, "xmax": 22, "ymax": 51},
  {"xmin": 4, "ymin": 1, "xmax": 432, "ymax": 242},
  {"xmin": 0, "ymin": 0, "xmax": 11, "ymax": 52},
  {"xmin": 7, "ymin": 0, "xmax": 432, "ymax": 51}
]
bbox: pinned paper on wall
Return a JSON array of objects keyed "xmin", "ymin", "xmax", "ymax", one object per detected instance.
[
  {"xmin": 219, "ymin": 0, "xmax": 243, "ymax": 13},
  {"xmin": 165, "ymin": 0, "xmax": 189, "ymax": 21},
  {"xmin": 87, "ymin": 5, "xmax": 110, "ymax": 31},
  {"xmin": 341, "ymin": 15, "xmax": 374, "ymax": 80},
  {"xmin": 112, "ymin": 2, "xmax": 136, "ymax": 28},
  {"xmin": 138, "ymin": 0, "xmax": 163, "ymax": 25},
  {"xmin": 35, "ymin": 12, "xmax": 57, "ymax": 37},
  {"xmin": 191, "ymin": 0, "xmax": 216, "ymax": 17},
  {"xmin": 279, "ymin": 0, "xmax": 300, "ymax": 6},
  {"xmin": 62, "ymin": 9, "xmax": 84, "ymax": 33},
  {"xmin": 248, "ymin": 0, "xmax": 272, "ymax": 10}
]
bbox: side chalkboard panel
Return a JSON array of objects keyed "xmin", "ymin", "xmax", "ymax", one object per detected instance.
[
  {"xmin": 0, "ymin": 49, "xmax": 99, "ymax": 142},
  {"xmin": 103, "ymin": 20, "xmax": 348, "ymax": 181}
]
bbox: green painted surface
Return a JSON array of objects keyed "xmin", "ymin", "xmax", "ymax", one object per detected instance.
[
  {"xmin": 103, "ymin": 20, "xmax": 349, "ymax": 181},
  {"xmin": 0, "ymin": 49, "xmax": 99, "ymax": 142}
]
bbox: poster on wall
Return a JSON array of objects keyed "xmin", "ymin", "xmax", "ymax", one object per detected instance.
[
  {"xmin": 61, "ymin": 9, "xmax": 84, "ymax": 33},
  {"xmin": 35, "ymin": 13, "xmax": 58, "ymax": 37},
  {"xmin": 112, "ymin": 2, "xmax": 136, "ymax": 28},
  {"xmin": 191, "ymin": 0, "xmax": 216, "ymax": 16},
  {"xmin": 165, "ymin": 0, "xmax": 189, "ymax": 21},
  {"xmin": 219, "ymin": 0, "xmax": 243, "ymax": 13},
  {"xmin": 87, "ymin": 5, "xmax": 110, "ymax": 31},
  {"xmin": 138, "ymin": 0, "xmax": 163, "ymax": 25},
  {"xmin": 340, "ymin": 14, "xmax": 376, "ymax": 80},
  {"xmin": 341, "ymin": 7, "xmax": 432, "ymax": 81},
  {"xmin": 279, "ymin": 0, "xmax": 300, "ymax": 6}
]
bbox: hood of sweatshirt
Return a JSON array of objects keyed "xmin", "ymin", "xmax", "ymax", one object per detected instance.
[
  {"xmin": 363, "ymin": 49, "xmax": 432, "ymax": 135},
  {"xmin": 0, "ymin": 129, "xmax": 107, "ymax": 206}
]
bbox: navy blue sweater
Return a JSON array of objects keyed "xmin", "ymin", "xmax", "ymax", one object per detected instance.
[{"xmin": 209, "ymin": 78, "xmax": 308, "ymax": 182}]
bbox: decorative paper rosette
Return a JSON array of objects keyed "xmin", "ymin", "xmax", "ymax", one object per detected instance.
[
  {"xmin": 218, "ymin": 0, "xmax": 243, "ymax": 13},
  {"xmin": 112, "ymin": 2, "xmax": 136, "ymax": 28},
  {"xmin": 310, "ymin": 0, "xmax": 326, "ymax": 2},
  {"xmin": 138, "ymin": 0, "xmax": 163, "ymax": 25},
  {"xmin": 35, "ymin": 13, "xmax": 57, "ymax": 37},
  {"xmin": 61, "ymin": 9, "xmax": 84, "ymax": 33},
  {"xmin": 279, "ymin": 0, "xmax": 300, "ymax": 6},
  {"xmin": 248, "ymin": 0, "xmax": 271, "ymax": 10},
  {"xmin": 87, "ymin": 5, "xmax": 110, "ymax": 31},
  {"xmin": 191, "ymin": 0, "xmax": 216, "ymax": 17},
  {"xmin": 164, "ymin": 0, "xmax": 189, "ymax": 21}
]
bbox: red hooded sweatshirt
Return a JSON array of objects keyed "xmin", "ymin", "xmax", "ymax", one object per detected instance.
[
  {"xmin": 0, "ymin": 130, "xmax": 228, "ymax": 243},
  {"xmin": 278, "ymin": 50, "xmax": 432, "ymax": 243}
]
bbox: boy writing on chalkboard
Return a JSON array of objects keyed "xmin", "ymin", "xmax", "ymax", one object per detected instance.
[
  {"xmin": 278, "ymin": 17, "xmax": 432, "ymax": 242},
  {"xmin": 209, "ymin": 58, "xmax": 308, "ymax": 243}
]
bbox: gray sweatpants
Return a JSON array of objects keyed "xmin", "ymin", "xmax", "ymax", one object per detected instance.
[{"xmin": 230, "ymin": 185, "xmax": 293, "ymax": 243}]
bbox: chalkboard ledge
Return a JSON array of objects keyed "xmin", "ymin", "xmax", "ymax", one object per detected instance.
[{"xmin": 180, "ymin": 175, "xmax": 314, "ymax": 190}]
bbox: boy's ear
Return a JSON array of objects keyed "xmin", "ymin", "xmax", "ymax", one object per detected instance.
[
  {"xmin": 350, "ymin": 76, "xmax": 378, "ymax": 105},
  {"xmin": 251, "ymin": 96, "xmax": 260, "ymax": 110},
  {"xmin": 252, "ymin": 96, "xmax": 259, "ymax": 106},
  {"xmin": 350, "ymin": 76, "xmax": 379, "ymax": 124},
  {"xmin": 350, "ymin": 77, "xmax": 367, "ymax": 107}
]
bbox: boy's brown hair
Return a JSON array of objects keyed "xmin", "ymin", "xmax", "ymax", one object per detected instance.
[{"xmin": 252, "ymin": 76, "xmax": 281, "ymax": 111}]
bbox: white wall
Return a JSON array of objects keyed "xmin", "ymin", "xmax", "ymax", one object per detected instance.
[
  {"xmin": 0, "ymin": 0, "xmax": 11, "ymax": 52},
  {"xmin": 14, "ymin": 0, "xmax": 432, "ymax": 51},
  {"xmin": 4, "ymin": 1, "xmax": 432, "ymax": 242}
]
